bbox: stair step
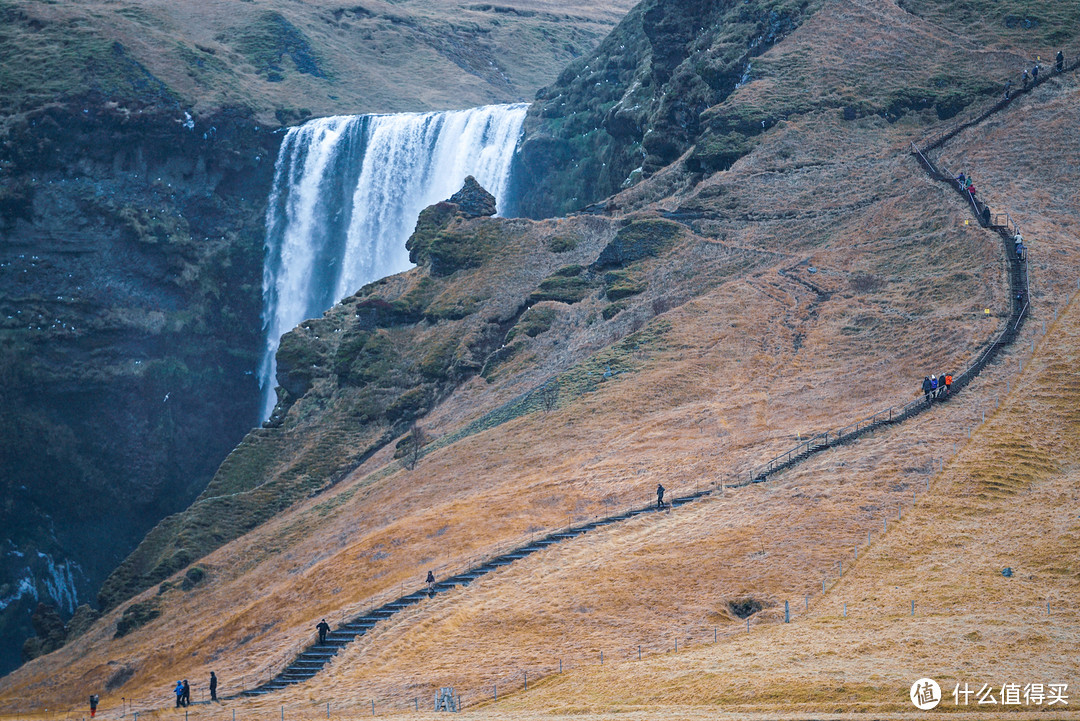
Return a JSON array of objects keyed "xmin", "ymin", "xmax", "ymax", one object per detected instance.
[{"xmin": 299, "ymin": 650, "xmax": 338, "ymax": 660}]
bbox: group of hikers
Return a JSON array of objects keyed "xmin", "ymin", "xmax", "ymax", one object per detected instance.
[
  {"xmin": 921, "ymin": 373, "xmax": 953, "ymax": 405},
  {"xmin": 1006, "ymin": 51, "xmax": 1065, "ymax": 99},
  {"xmin": 172, "ymin": 672, "xmax": 218, "ymax": 707},
  {"xmin": 954, "ymin": 172, "xmax": 977, "ymax": 197},
  {"xmin": 1012, "ymin": 230, "xmax": 1027, "ymax": 261}
]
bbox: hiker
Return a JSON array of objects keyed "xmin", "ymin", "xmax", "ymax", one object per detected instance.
[
  {"xmin": 1032, "ymin": 63, "xmax": 1040, "ymax": 82},
  {"xmin": 182, "ymin": 680, "xmax": 191, "ymax": 707},
  {"xmin": 209, "ymin": 672, "xmax": 218, "ymax": 702},
  {"xmin": 175, "ymin": 681, "xmax": 184, "ymax": 708},
  {"xmin": 1022, "ymin": 69, "xmax": 1030, "ymax": 90},
  {"xmin": 1057, "ymin": 51, "xmax": 1065, "ymax": 72},
  {"xmin": 316, "ymin": 618, "xmax": 331, "ymax": 645},
  {"xmin": 955, "ymin": 172, "xmax": 966, "ymax": 190},
  {"xmin": 656, "ymin": 483, "xmax": 665, "ymax": 509},
  {"xmin": 944, "ymin": 373, "xmax": 953, "ymax": 397},
  {"xmin": 426, "ymin": 570, "xmax": 435, "ymax": 594},
  {"xmin": 1016, "ymin": 240, "xmax": 1026, "ymax": 261},
  {"xmin": 936, "ymin": 372, "xmax": 948, "ymax": 398},
  {"xmin": 930, "ymin": 375, "xmax": 939, "ymax": 398},
  {"xmin": 89, "ymin": 695, "xmax": 99, "ymax": 718},
  {"xmin": 922, "ymin": 376, "xmax": 934, "ymax": 404},
  {"xmin": 1003, "ymin": 79, "xmax": 1011, "ymax": 99}
]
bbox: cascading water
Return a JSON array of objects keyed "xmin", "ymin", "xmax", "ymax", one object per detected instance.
[{"xmin": 258, "ymin": 103, "xmax": 528, "ymax": 420}]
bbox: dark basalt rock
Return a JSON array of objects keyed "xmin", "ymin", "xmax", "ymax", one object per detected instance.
[{"xmin": 448, "ymin": 176, "xmax": 497, "ymax": 217}]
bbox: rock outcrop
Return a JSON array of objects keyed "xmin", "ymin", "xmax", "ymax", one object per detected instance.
[{"xmin": 448, "ymin": 176, "xmax": 498, "ymax": 218}]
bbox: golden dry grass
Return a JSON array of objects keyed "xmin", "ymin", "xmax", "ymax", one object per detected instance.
[{"xmin": 3, "ymin": 6, "xmax": 1079, "ymax": 721}]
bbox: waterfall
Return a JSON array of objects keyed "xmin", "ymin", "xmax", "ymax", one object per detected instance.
[{"xmin": 258, "ymin": 103, "xmax": 528, "ymax": 420}]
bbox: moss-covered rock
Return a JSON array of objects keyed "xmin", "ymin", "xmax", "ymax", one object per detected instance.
[
  {"xmin": 593, "ymin": 219, "xmax": 682, "ymax": 269},
  {"xmin": 528, "ymin": 270, "xmax": 595, "ymax": 305},
  {"xmin": 507, "ymin": 306, "xmax": 558, "ymax": 341},
  {"xmin": 385, "ymin": 385, "xmax": 437, "ymax": 423},
  {"xmin": 603, "ymin": 268, "xmax": 647, "ymax": 300}
]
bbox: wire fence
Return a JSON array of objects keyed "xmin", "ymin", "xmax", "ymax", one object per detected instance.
[{"xmin": 918, "ymin": 50, "xmax": 1080, "ymax": 153}]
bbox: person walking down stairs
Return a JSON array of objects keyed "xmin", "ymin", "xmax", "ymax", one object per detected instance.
[
  {"xmin": 922, "ymin": 376, "xmax": 934, "ymax": 405},
  {"xmin": 656, "ymin": 483, "xmax": 665, "ymax": 509},
  {"xmin": 210, "ymin": 672, "xmax": 218, "ymax": 702},
  {"xmin": 316, "ymin": 619, "xmax": 331, "ymax": 645},
  {"xmin": 1057, "ymin": 50, "xmax": 1065, "ymax": 73},
  {"xmin": 426, "ymin": 570, "xmax": 436, "ymax": 596}
]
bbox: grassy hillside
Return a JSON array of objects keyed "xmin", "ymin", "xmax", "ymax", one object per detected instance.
[
  {"xmin": 0, "ymin": 0, "xmax": 635, "ymax": 123},
  {"xmin": 2, "ymin": 0, "xmax": 1078, "ymax": 716}
]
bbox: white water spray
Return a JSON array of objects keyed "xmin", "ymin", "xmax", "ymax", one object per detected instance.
[{"xmin": 258, "ymin": 104, "xmax": 527, "ymax": 420}]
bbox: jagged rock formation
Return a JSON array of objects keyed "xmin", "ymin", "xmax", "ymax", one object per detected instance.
[
  {"xmin": 508, "ymin": 0, "xmax": 811, "ymax": 218},
  {"xmin": 447, "ymin": 176, "xmax": 498, "ymax": 218}
]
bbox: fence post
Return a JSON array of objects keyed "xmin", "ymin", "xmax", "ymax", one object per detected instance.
[
  {"xmin": 911, "ymin": 600, "xmax": 915, "ymax": 616},
  {"xmin": 822, "ymin": 578, "xmax": 826, "ymax": 594},
  {"xmin": 600, "ymin": 650, "xmax": 603, "ymax": 665},
  {"xmin": 843, "ymin": 603, "xmax": 847, "ymax": 617},
  {"xmin": 805, "ymin": 594, "xmax": 809, "ymax": 611},
  {"xmin": 747, "ymin": 617, "xmax": 750, "ymax": 632},
  {"xmin": 524, "ymin": 672, "xmax": 527, "ymax": 691},
  {"xmin": 638, "ymin": 645, "xmax": 641, "ymax": 660},
  {"xmin": 493, "ymin": 686, "xmax": 496, "ymax": 702},
  {"xmin": 327, "ymin": 704, "xmax": 329, "ymax": 719},
  {"xmin": 785, "ymin": 600, "xmax": 790, "ymax": 623}
]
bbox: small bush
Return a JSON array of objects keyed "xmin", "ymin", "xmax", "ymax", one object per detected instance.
[
  {"xmin": 115, "ymin": 598, "xmax": 162, "ymax": 638},
  {"xmin": 548, "ymin": 235, "xmax": 578, "ymax": 253},
  {"xmin": 180, "ymin": 566, "xmax": 206, "ymax": 591},
  {"xmin": 602, "ymin": 301, "xmax": 628, "ymax": 320}
]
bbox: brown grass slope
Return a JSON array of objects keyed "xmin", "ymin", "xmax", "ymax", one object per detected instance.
[{"xmin": 2, "ymin": 0, "xmax": 1079, "ymax": 717}]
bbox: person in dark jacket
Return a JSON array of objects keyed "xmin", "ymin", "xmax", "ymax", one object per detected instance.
[
  {"xmin": 90, "ymin": 695, "xmax": 99, "ymax": 718},
  {"xmin": 1022, "ymin": 69, "xmax": 1030, "ymax": 90},
  {"xmin": 922, "ymin": 376, "xmax": 934, "ymax": 405},
  {"xmin": 210, "ymin": 672, "xmax": 218, "ymax": 702},
  {"xmin": 316, "ymin": 619, "xmax": 331, "ymax": 645},
  {"xmin": 426, "ymin": 570, "xmax": 436, "ymax": 595},
  {"xmin": 181, "ymin": 680, "xmax": 191, "ymax": 707},
  {"xmin": 1033, "ymin": 63, "xmax": 1040, "ymax": 82},
  {"xmin": 656, "ymin": 484, "xmax": 665, "ymax": 509},
  {"xmin": 1057, "ymin": 51, "xmax": 1065, "ymax": 72}
]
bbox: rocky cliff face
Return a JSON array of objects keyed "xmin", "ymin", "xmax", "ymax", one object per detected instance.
[
  {"xmin": 0, "ymin": 99, "xmax": 277, "ymax": 671},
  {"xmin": 507, "ymin": 0, "xmax": 811, "ymax": 218}
]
